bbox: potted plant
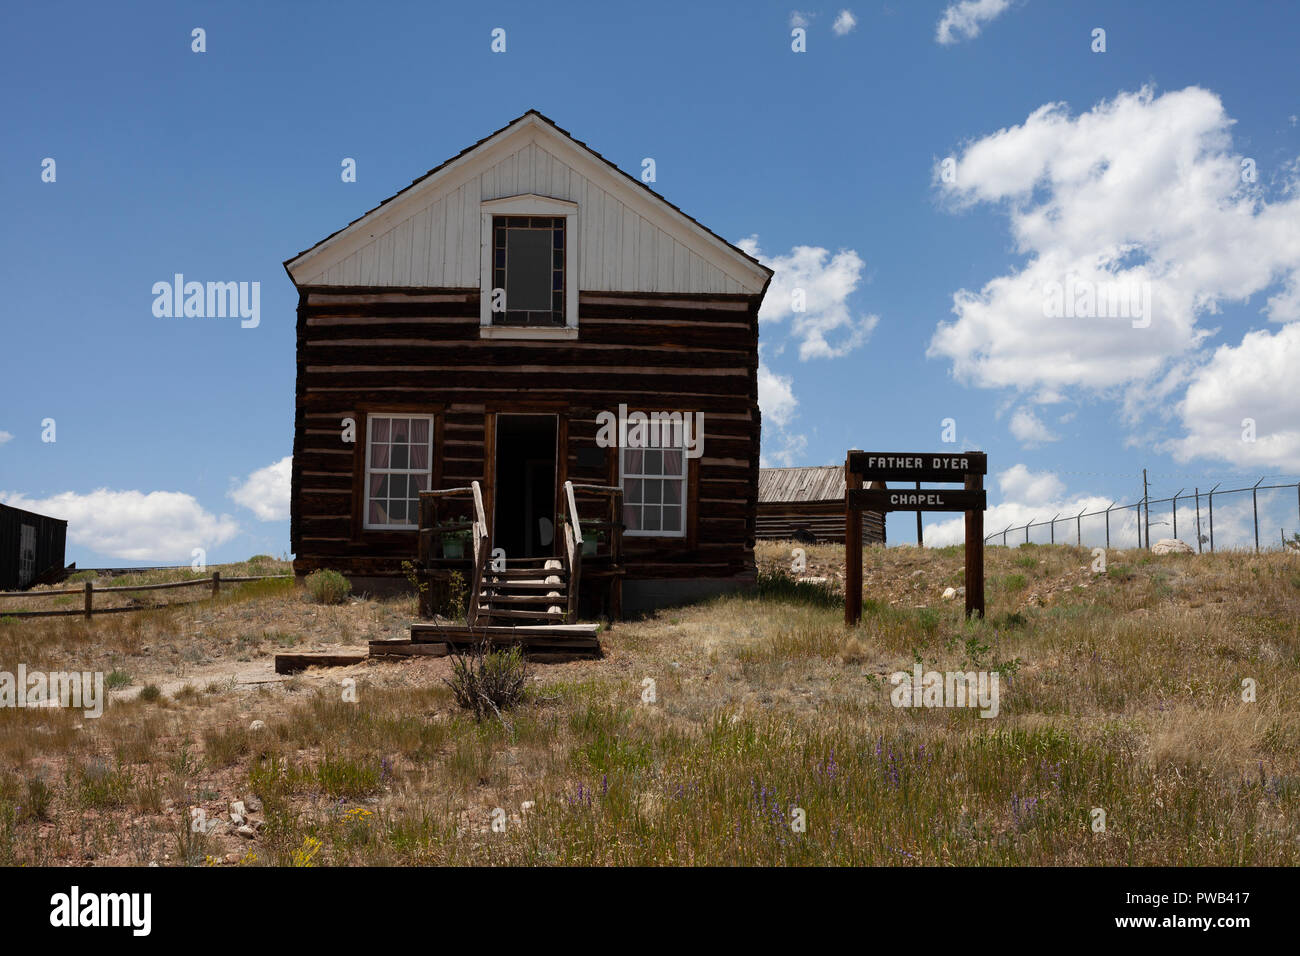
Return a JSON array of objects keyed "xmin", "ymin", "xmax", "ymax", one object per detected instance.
[
  {"xmin": 581, "ymin": 528, "xmax": 606, "ymax": 557},
  {"xmin": 441, "ymin": 529, "xmax": 471, "ymax": 560}
]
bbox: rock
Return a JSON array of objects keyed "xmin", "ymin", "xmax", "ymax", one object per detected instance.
[
  {"xmin": 245, "ymin": 795, "xmax": 263, "ymax": 813},
  {"xmin": 1151, "ymin": 538, "xmax": 1195, "ymax": 555},
  {"xmin": 521, "ymin": 800, "xmax": 535, "ymax": 814},
  {"xmin": 942, "ymin": 587, "xmax": 957, "ymax": 600},
  {"xmin": 229, "ymin": 800, "xmax": 246, "ymax": 824},
  {"xmin": 237, "ymin": 824, "xmax": 257, "ymax": 839},
  {"xmin": 249, "ymin": 719, "xmax": 266, "ymax": 731}
]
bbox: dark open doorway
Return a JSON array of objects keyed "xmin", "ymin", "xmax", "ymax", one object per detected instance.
[{"xmin": 493, "ymin": 414, "xmax": 558, "ymax": 560}]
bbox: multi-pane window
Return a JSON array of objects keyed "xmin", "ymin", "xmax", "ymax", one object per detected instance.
[
  {"xmin": 364, "ymin": 415, "xmax": 433, "ymax": 529},
  {"xmin": 622, "ymin": 444, "xmax": 687, "ymax": 537},
  {"xmin": 492, "ymin": 216, "xmax": 565, "ymax": 327}
]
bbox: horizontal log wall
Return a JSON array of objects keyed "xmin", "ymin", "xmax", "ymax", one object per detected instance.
[
  {"xmin": 292, "ymin": 288, "xmax": 761, "ymax": 582},
  {"xmin": 757, "ymin": 501, "xmax": 885, "ymax": 545}
]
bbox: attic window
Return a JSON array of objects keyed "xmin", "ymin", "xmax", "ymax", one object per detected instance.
[
  {"xmin": 479, "ymin": 194, "xmax": 578, "ymax": 339},
  {"xmin": 492, "ymin": 216, "xmax": 565, "ymax": 327}
]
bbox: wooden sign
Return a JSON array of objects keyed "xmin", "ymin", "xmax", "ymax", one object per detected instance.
[
  {"xmin": 846, "ymin": 451, "xmax": 987, "ymax": 483},
  {"xmin": 844, "ymin": 449, "xmax": 986, "ymax": 622},
  {"xmin": 848, "ymin": 488, "xmax": 986, "ymax": 513}
]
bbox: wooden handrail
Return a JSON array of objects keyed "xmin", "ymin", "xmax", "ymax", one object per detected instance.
[
  {"xmin": 468, "ymin": 480, "xmax": 489, "ymax": 626},
  {"xmin": 565, "ymin": 481, "xmax": 584, "ymax": 548},
  {"xmin": 561, "ymin": 480, "xmax": 582, "ymax": 624}
]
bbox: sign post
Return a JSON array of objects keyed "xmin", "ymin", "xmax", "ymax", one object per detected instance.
[{"xmin": 844, "ymin": 450, "xmax": 987, "ymax": 623}]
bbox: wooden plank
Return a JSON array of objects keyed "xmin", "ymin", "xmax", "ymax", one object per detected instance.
[
  {"xmin": 368, "ymin": 641, "xmax": 449, "ymax": 657},
  {"xmin": 847, "ymin": 451, "xmax": 988, "ymax": 481},
  {"xmin": 848, "ymin": 488, "xmax": 986, "ymax": 513},
  {"xmin": 275, "ymin": 652, "xmax": 368, "ymax": 674}
]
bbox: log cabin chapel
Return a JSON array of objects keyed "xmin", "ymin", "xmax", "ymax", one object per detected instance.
[{"xmin": 284, "ymin": 111, "xmax": 776, "ymax": 617}]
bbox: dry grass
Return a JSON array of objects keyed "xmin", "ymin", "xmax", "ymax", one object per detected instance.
[{"xmin": 1, "ymin": 543, "xmax": 1297, "ymax": 865}]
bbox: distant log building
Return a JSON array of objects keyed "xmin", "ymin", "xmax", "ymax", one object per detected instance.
[{"xmin": 757, "ymin": 466, "xmax": 885, "ymax": 544}]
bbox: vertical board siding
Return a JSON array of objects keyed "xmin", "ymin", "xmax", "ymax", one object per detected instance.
[{"xmin": 298, "ymin": 139, "xmax": 757, "ymax": 294}]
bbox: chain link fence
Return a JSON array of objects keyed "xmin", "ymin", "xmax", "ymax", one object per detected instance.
[{"xmin": 985, "ymin": 480, "xmax": 1300, "ymax": 552}]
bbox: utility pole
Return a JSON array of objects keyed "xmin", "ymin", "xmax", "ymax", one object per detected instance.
[{"xmin": 1142, "ymin": 468, "xmax": 1150, "ymax": 549}]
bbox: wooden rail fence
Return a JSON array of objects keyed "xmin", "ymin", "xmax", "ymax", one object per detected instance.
[{"xmin": 0, "ymin": 572, "xmax": 291, "ymax": 619}]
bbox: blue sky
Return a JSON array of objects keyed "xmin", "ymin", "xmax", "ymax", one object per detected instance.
[{"xmin": 2, "ymin": 0, "xmax": 1299, "ymax": 565}]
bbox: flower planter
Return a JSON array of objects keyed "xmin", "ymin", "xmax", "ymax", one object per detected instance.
[{"xmin": 442, "ymin": 538, "xmax": 466, "ymax": 560}]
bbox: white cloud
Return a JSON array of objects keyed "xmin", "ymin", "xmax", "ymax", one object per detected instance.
[
  {"xmin": 0, "ymin": 431, "xmax": 12, "ymax": 445},
  {"xmin": 997, "ymin": 463, "xmax": 1065, "ymax": 504},
  {"xmin": 229, "ymin": 456, "xmax": 292, "ymax": 521},
  {"xmin": 923, "ymin": 464, "xmax": 1121, "ymax": 547},
  {"xmin": 928, "ymin": 86, "xmax": 1300, "ymax": 447},
  {"xmin": 1162, "ymin": 323, "xmax": 1300, "ymax": 470},
  {"xmin": 758, "ymin": 360, "xmax": 798, "ymax": 429},
  {"xmin": 1009, "ymin": 406, "xmax": 1059, "ymax": 445},
  {"xmin": 0, "ymin": 489, "xmax": 240, "ymax": 562},
  {"xmin": 833, "ymin": 10, "xmax": 857, "ymax": 35},
  {"xmin": 758, "ymin": 353, "xmax": 807, "ymax": 467},
  {"xmin": 738, "ymin": 236, "xmax": 880, "ymax": 359},
  {"xmin": 789, "ymin": 10, "xmax": 812, "ymax": 28},
  {"xmin": 936, "ymin": 0, "xmax": 1012, "ymax": 45}
]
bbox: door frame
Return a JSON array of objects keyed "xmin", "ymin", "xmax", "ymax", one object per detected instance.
[{"xmin": 487, "ymin": 410, "xmax": 565, "ymax": 557}]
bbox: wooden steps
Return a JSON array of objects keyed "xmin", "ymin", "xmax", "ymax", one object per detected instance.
[{"xmin": 476, "ymin": 556, "xmax": 568, "ymax": 624}]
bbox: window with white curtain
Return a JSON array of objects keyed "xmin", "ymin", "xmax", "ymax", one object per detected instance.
[
  {"xmin": 621, "ymin": 438, "xmax": 687, "ymax": 538},
  {"xmin": 364, "ymin": 414, "xmax": 434, "ymax": 529}
]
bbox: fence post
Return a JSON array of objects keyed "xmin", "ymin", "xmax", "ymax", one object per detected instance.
[
  {"xmin": 212, "ymin": 570, "xmax": 221, "ymax": 597},
  {"xmin": 1136, "ymin": 505, "xmax": 1142, "ymax": 549},
  {"xmin": 1076, "ymin": 507, "xmax": 1085, "ymax": 547},
  {"xmin": 83, "ymin": 580, "xmax": 92, "ymax": 619},
  {"xmin": 1194, "ymin": 488, "xmax": 1202, "ymax": 553},
  {"xmin": 1050, "ymin": 513, "xmax": 1059, "ymax": 545},
  {"xmin": 1253, "ymin": 478, "xmax": 1263, "ymax": 553},
  {"xmin": 1105, "ymin": 503, "xmax": 1111, "ymax": 549},
  {"xmin": 1208, "ymin": 484, "xmax": 1217, "ymax": 553},
  {"xmin": 1171, "ymin": 488, "xmax": 1183, "ymax": 541}
]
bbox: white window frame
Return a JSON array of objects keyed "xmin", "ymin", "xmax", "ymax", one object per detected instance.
[
  {"xmin": 619, "ymin": 438, "xmax": 689, "ymax": 539},
  {"xmin": 363, "ymin": 413, "xmax": 435, "ymax": 531},
  {"xmin": 479, "ymin": 194, "xmax": 579, "ymax": 340}
]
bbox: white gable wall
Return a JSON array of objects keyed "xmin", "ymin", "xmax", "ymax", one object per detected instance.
[{"xmin": 292, "ymin": 128, "xmax": 763, "ymax": 295}]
